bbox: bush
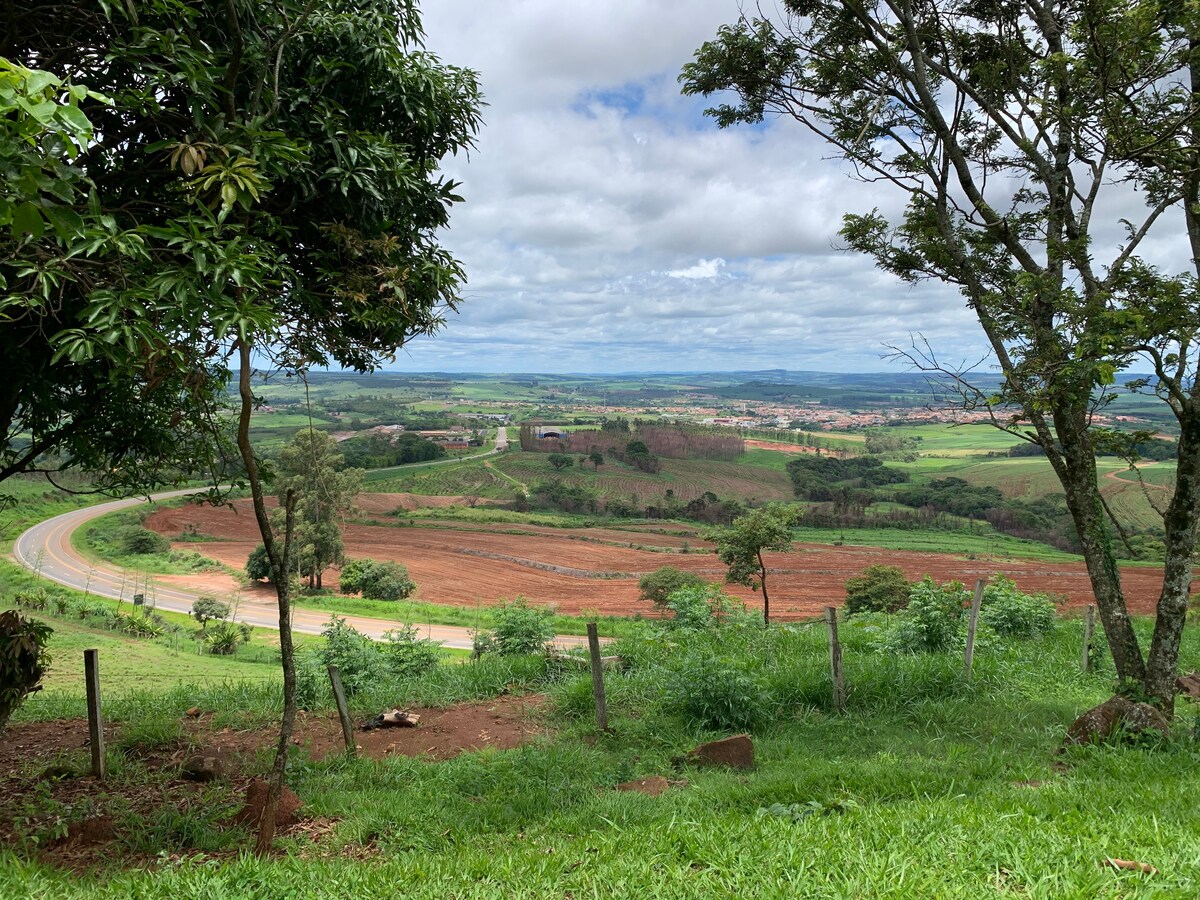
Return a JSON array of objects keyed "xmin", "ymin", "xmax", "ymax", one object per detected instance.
[
  {"xmin": 191, "ymin": 596, "xmax": 230, "ymax": 627},
  {"xmin": 339, "ymin": 558, "xmax": 416, "ymax": 601},
  {"xmin": 115, "ymin": 614, "xmax": 165, "ymax": 638},
  {"xmin": 245, "ymin": 544, "xmax": 273, "ymax": 582},
  {"xmin": 319, "ymin": 616, "xmax": 385, "ymax": 695},
  {"xmin": 665, "ymin": 584, "xmax": 754, "ymax": 631},
  {"xmin": 474, "ymin": 597, "xmax": 554, "ymax": 656},
  {"xmin": 382, "ymin": 625, "xmax": 442, "ymax": 679},
  {"xmin": 13, "ymin": 589, "xmax": 48, "ymax": 611},
  {"xmin": 877, "ymin": 577, "xmax": 968, "ymax": 654},
  {"xmin": 980, "ymin": 577, "xmax": 1057, "ymax": 638},
  {"xmin": 118, "ymin": 526, "xmax": 170, "ymax": 555},
  {"xmin": 203, "ymin": 620, "xmax": 246, "ymax": 656},
  {"xmin": 0, "ymin": 610, "xmax": 52, "ymax": 732},
  {"xmin": 638, "ymin": 566, "xmax": 706, "ymax": 609},
  {"xmin": 844, "ymin": 564, "xmax": 911, "ymax": 615},
  {"xmin": 670, "ymin": 653, "xmax": 773, "ymax": 731}
]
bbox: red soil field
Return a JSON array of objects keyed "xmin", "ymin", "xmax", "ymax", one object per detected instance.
[{"xmin": 145, "ymin": 497, "xmax": 1177, "ymax": 620}]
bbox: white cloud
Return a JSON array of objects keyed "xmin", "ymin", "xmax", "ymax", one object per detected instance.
[{"xmin": 666, "ymin": 258, "xmax": 725, "ymax": 279}]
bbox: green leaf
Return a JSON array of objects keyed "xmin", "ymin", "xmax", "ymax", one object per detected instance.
[{"xmin": 11, "ymin": 202, "xmax": 44, "ymax": 239}]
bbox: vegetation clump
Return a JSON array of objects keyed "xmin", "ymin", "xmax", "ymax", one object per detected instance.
[
  {"xmin": 0, "ymin": 609, "xmax": 52, "ymax": 732},
  {"xmin": 843, "ymin": 564, "xmax": 911, "ymax": 615},
  {"xmin": 473, "ymin": 597, "xmax": 554, "ymax": 656},
  {"xmin": 339, "ymin": 558, "xmax": 416, "ymax": 601},
  {"xmin": 637, "ymin": 566, "xmax": 706, "ymax": 610}
]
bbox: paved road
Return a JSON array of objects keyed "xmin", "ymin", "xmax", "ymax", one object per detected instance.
[{"xmin": 12, "ymin": 481, "xmax": 586, "ymax": 652}]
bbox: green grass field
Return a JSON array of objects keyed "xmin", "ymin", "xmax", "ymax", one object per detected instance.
[{"xmin": 4, "ymin": 608, "xmax": 1199, "ymax": 896}]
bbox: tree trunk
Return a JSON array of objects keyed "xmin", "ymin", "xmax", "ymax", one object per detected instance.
[
  {"xmin": 235, "ymin": 341, "xmax": 299, "ymax": 857},
  {"xmin": 758, "ymin": 550, "xmax": 770, "ymax": 627},
  {"xmin": 1052, "ymin": 408, "xmax": 1147, "ymax": 687},
  {"xmin": 1145, "ymin": 413, "xmax": 1200, "ymax": 711}
]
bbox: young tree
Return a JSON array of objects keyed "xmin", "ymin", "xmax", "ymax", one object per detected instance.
[
  {"xmin": 683, "ymin": 1, "xmax": 1200, "ymax": 709},
  {"xmin": 191, "ymin": 596, "xmax": 231, "ymax": 628},
  {"xmin": 7, "ymin": 0, "xmax": 480, "ymax": 852},
  {"xmin": 548, "ymin": 453, "xmax": 574, "ymax": 470},
  {"xmin": 588, "ymin": 450, "xmax": 605, "ymax": 470},
  {"xmin": 705, "ymin": 504, "xmax": 798, "ymax": 626},
  {"xmin": 276, "ymin": 430, "xmax": 362, "ymax": 590}
]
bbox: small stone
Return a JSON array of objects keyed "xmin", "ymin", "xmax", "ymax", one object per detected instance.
[
  {"xmin": 180, "ymin": 753, "xmax": 225, "ymax": 782},
  {"xmin": 1064, "ymin": 696, "xmax": 1169, "ymax": 747},
  {"xmin": 616, "ymin": 776, "xmax": 670, "ymax": 796},
  {"xmin": 185, "ymin": 707, "xmax": 202, "ymax": 718},
  {"xmin": 686, "ymin": 734, "xmax": 755, "ymax": 769}
]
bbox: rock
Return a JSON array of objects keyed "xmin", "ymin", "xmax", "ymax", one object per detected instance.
[
  {"xmin": 233, "ymin": 778, "xmax": 303, "ymax": 829},
  {"xmin": 1176, "ymin": 672, "xmax": 1200, "ymax": 701},
  {"xmin": 180, "ymin": 753, "xmax": 226, "ymax": 782},
  {"xmin": 1064, "ymin": 697, "xmax": 1169, "ymax": 747},
  {"xmin": 685, "ymin": 734, "xmax": 755, "ymax": 769},
  {"xmin": 616, "ymin": 776, "xmax": 670, "ymax": 796},
  {"xmin": 185, "ymin": 707, "xmax": 202, "ymax": 718}
]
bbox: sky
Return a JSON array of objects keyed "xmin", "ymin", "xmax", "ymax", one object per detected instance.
[{"xmin": 375, "ymin": 2, "xmax": 993, "ymax": 374}]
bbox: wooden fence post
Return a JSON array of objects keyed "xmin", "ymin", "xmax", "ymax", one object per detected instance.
[
  {"xmin": 84, "ymin": 649, "xmax": 106, "ymax": 779},
  {"xmin": 1081, "ymin": 604, "xmax": 1096, "ymax": 674},
  {"xmin": 586, "ymin": 622, "xmax": 608, "ymax": 731},
  {"xmin": 326, "ymin": 665, "xmax": 356, "ymax": 757},
  {"xmin": 963, "ymin": 578, "xmax": 986, "ymax": 679},
  {"xmin": 824, "ymin": 607, "xmax": 846, "ymax": 713}
]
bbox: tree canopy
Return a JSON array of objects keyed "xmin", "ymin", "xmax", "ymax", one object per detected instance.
[
  {"xmin": 683, "ymin": 0, "xmax": 1200, "ymax": 707},
  {"xmin": 705, "ymin": 504, "xmax": 798, "ymax": 626},
  {"xmin": 1, "ymin": 0, "xmax": 481, "ymax": 493}
]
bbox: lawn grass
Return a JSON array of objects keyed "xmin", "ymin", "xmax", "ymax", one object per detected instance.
[{"xmin": 3, "ymin": 611, "xmax": 1199, "ymax": 896}]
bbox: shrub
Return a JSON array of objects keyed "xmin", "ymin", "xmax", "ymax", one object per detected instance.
[
  {"xmin": 191, "ymin": 596, "xmax": 230, "ymax": 628},
  {"xmin": 0, "ymin": 610, "xmax": 52, "ymax": 732},
  {"xmin": 670, "ymin": 653, "xmax": 773, "ymax": 731},
  {"xmin": 13, "ymin": 589, "xmax": 48, "ymax": 611},
  {"xmin": 878, "ymin": 577, "xmax": 968, "ymax": 654},
  {"xmin": 665, "ymin": 584, "xmax": 754, "ymax": 631},
  {"xmin": 638, "ymin": 566, "xmax": 706, "ymax": 609},
  {"xmin": 319, "ymin": 616, "xmax": 385, "ymax": 695},
  {"xmin": 245, "ymin": 544, "xmax": 273, "ymax": 582},
  {"xmin": 339, "ymin": 558, "xmax": 416, "ymax": 601},
  {"xmin": 69, "ymin": 599, "xmax": 112, "ymax": 621},
  {"xmin": 382, "ymin": 625, "xmax": 442, "ymax": 679},
  {"xmin": 203, "ymin": 621, "xmax": 245, "ymax": 656},
  {"xmin": 980, "ymin": 577, "xmax": 1057, "ymax": 638},
  {"xmin": 844, "ymin": 564, "xmax": 911, "ymax": 615},
  {"xmin": 474, "ymin": 597, "xmax": 554, "ymax": 656},
  {"xmin": 118, "ymin": 526, "xmax": 170, "ymax": 555},
  {"xmin": 115, "ymin": 614, "xmax": 165, "ymax": 638}
]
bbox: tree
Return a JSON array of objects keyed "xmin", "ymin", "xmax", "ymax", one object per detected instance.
[
  {"xmin": 589, "ymin": 450, "xmax": 605, "ymax": 470},
  {"xmin": 339, "ymin": 558, "xmax": 416, "ymax": 601},
  {"xmin": 548, "ymin": 453, "xmax": 574, "ymax": 470},
  {"xmin": 245, "ymin": 544, "xmax": 273, "ymax": 583},
  {"xmin": 638, "ymin": 566, "xmax": 707, "ymax": 610},
  {"xmin": 7, "ymin": 0, "xmax": 480, "ymax": 852},
  {"xmin": 683, "ymin": 2, "xmax": 1200, "ymax": 709},
  {"xmin": 275, "ymin": 430, "xmax": 362, "ymax": 590},
  {"xmin": 704, "ymin": 504, "xmax": 797, "ymax": 625},
  {"xmin": 191, "ymin": 596, "xmax": 231, "ymax": 628}
]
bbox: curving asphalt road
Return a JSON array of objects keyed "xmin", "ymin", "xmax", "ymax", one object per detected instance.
[{"xmin": 12, "ymin": 469, "xmax": 587, "ymax": 652}]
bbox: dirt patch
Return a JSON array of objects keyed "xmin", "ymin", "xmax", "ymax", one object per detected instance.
[
  {"xmin": 145, "ymin": 498, "xmax": 1181, "ymax": 618},
  {"xmin": 0, "ymin": 696, "xmax": 545, "ymax": 871}
]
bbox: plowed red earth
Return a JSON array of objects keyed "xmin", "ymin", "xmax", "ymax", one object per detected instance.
[{"xmin": 146, "ymin": 498, "xmax": 1175, "ymax": 619}]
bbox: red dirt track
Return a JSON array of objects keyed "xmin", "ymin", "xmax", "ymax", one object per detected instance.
[{"xmin": 146, "ymin": 496, "xmax": 1175, "ymax": 619}]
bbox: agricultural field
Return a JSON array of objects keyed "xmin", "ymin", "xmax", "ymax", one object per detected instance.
[{"xmin": 141, "ymin": 496, "xmax": 1173, "ymax": 620}]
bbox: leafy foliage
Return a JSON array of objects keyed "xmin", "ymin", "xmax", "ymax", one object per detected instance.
[
  {"xmin": 637, "ymin": 566, "xmax": 706, "ymax": 610},
  {"xmin": 664, "ymin": 584, "xmax": 756, "ymax": 631},
  {"xmin": 203, "ymin": 621, "xmax": 250, "ymax": 656},
  {"xmin": 118, "ymin": 527, "xmax": 171, "ymax": 555},
  {"xmin": 0, "ymin": 609, "xmax": 52, "ymax": 732},
  {"xmin": 381, "ymin": 625, "xmax": 442, "ymax": 679},
  {"xmin": 844, "ymin": 565, "xmax": 912, "ymax": 615},
  {"xmin": 245, "ymin": 544, "xmax": 272, "ymax": 583},
  {"xmin": 473, "ymin": 597, "xmax": 554, "ymax": 657},
  {"xmin": 318, "ymin": 617, "xmax": 385, "ymax": 697},
  {"xmin": 191, "ymin": 596, "xmax": 230, "ymax": 628},
  {"xmin": 705, "ymin": 504, "xmax": 798, "ymax": 624},
  {"xmin": 876, "ymin": 578, "xmax": 968, "ymax": 655},
  {"xmin": 980, "ymin": 577, "xmax": 1058, "ymax": 639},
  {"xmin": 669, "ymin": 653, "xmax": 773, "ymax": 732},
  {"xmin": 339, "ymin": 558, "xmax": 416, "ymax": 601}
]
